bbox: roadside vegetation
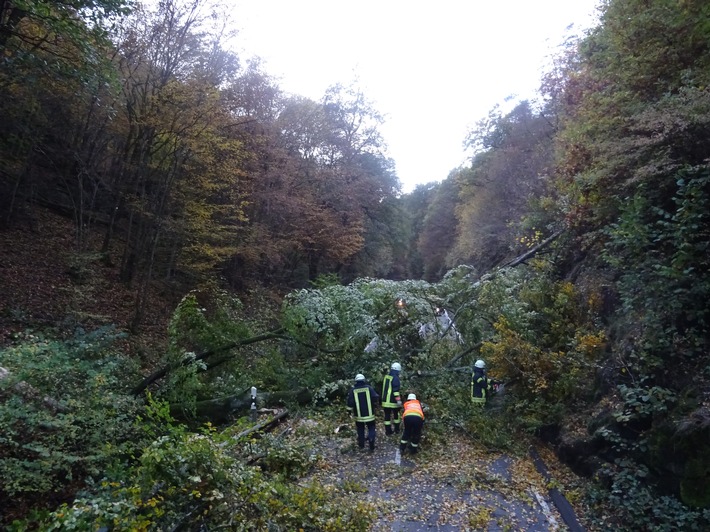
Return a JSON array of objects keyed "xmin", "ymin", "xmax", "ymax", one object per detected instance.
[
  {"xmin": 3, "ymin": 258, "xmax": 708, "ymax": 530},
  {"xmin": 2, "ymin": 0, "xmax": 710, "ymax": 530}
]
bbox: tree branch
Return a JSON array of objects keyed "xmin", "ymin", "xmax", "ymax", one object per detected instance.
[
  {"xmin": 171, "ymin": 389, "xmax": 311, "ymax": 423},
  {"xmin": 446, "ymin": 341, "xmax": 484, "ymax": 367},
  {"xmin": 131, "ymin": 329, "xmax": 286, "ymax": 396},
  {"xmin": 500, "ymin": 228, "xmax": 564, "ymax": 269},
  {"xmin": 413, "ymin": 366, "xmax": 470, "ymax": 377}
]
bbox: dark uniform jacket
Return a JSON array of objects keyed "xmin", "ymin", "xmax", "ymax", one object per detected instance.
[
  {"xmin": 381, "ymin": 369, "xmax": 401, "ymax": 408},
  {"xmin": 347, "ymin": 381, "xmax": 380, "ymax": 422},
  {"xmin": 471, "ymin": 367, "xmax": 491, "ymax": 404}
]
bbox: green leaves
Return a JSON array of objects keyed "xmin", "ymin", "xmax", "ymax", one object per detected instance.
[
  {"xmin": 0, "ymin": 329, "xmax": 144, "ymax": 504},
  {"xmin": 606, "ymin": 168, "xmax": 710, "ymax": 364},
  {"xmin": 161, "ymin": 287, "xmax": 252, "ymax": 411},
  {"xmin": 41, "ymin": 417, "xmax": 374, "ymax": 531},
  {"xmin": 613, "ymin": 384, "xmax": 676, "ymax": 424}
]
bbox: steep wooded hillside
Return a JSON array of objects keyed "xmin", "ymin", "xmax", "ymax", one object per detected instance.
[{"xmin": 0, "ymin": 208, "xmax": 172, "ymax": 351}]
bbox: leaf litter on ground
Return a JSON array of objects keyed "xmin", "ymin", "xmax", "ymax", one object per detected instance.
[{"xmin": 269, "ymin": 412, "xmax": 594, "ymax": 531}]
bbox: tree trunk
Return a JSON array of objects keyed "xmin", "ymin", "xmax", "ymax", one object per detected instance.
[
  {"xmin": 131, "ymin": 329, "xmax": 288, "ymax": 396},
  {"xmin": 170, "ymin": 388, "xmax": 312, "ymax": 423}
]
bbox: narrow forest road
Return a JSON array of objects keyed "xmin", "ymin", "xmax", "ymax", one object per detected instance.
[{"xmin": 290, "ymin": 415, "xmax": 590, "ymax": 531}]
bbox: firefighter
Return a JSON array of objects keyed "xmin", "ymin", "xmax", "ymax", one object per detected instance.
[
  {"xmin": 400, "ymin": 393, "xmax": 425, "ymax": 454},
  {"xmin": 381, "ymin": 362, "xmax": 402, "ymax": 435},
  {"xmin": 346, "ymin": 373, "xmax": 380, "ymax": 451},
  {"xmin": 471, "ymin": 359, "xmax": 492, "ymax": 406}
]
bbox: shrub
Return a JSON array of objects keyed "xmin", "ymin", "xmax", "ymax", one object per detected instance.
[
  {"xmin": 0, "ymin": 328, "xmax": 145, "ymax": 526},
  {"xmin": 477, "ymin": 267, "xmax": 604, "ymax": 427},
  {"xmin": 41, "ymin": 424, "xmax": 375, "ymax": 531},
  {"xmin": 589, "ymin": 461, "xmax": 710, "ymax": 531}
]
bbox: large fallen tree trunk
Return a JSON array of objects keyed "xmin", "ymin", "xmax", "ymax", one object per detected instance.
[
  {"xmin": 132, "ymin": 331, "xmax": 347, "ymax": 397},
  {"xmin": 132, "ymin": 330, "xmax": 288, "ymax": 396},
  {"xmin": 170, "ymin": 387, "xmax": 312, "ymax": 423}
]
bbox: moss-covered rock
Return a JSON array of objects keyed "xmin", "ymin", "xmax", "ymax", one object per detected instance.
[
  {"xmin": 675, "ymin": 409, "xmax": 710, "ymax": 508},
  {"xmin": 681, "ymin": 455, "xmax": 710, "ymax": 508},
  {"xmin": 647, "ymin": 408, "xmax": 710, "ymax": 508}
]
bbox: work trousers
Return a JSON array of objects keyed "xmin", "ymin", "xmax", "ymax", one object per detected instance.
[
  {"xmin": 383, "ymin": 407, "xmax": 401, "ymax": 434},
  {"xmin": 400, "ymin": 415, "xmax": 424, "ymax": 453},
  {"xmin": 356, "ymin": 420, "xmax": 376, "ymax": 450}
]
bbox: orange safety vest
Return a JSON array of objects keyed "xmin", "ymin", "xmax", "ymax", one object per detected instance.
[{"xmin": 402, "ymin": 399, "xmax": 424, "ymax": 419}]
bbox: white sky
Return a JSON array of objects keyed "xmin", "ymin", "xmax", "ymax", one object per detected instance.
[{"xmin": 227, "ymin": 0, "xmax": 602, "ymax": 193}]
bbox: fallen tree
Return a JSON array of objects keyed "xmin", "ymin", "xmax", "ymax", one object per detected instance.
[
  {"xmin": 170, "ymin": 387, "xmax": 313, "ymax": 423},
  {"xmin": 132, "ymin": 330, "xmax": 347, "ymax": 397},
  {"xmin": 132, "ymin": 330, "xmax": 289, "ymax": 396},
  {"xmin": 499, "ymin": 229, "xmax": 564, "ymax": 269},
  {"xmin": 229, "ymin": 409, "xmax": 291, "ymax": 442}
]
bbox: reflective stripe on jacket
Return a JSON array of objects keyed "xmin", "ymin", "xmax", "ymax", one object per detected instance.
[
  {"xmin": 348, "ymin": 384, "xmax": 378, "ymax": 422},
  {"xmin": 403, "ymin": 399, "xmax": 424, "ymax": 419},
  {"xmin": 471, "ymin": 367, "xmax": 490, "ymax": 404},
  {"xmin": 381, "ymin": 371, "xmax": 401, "ymax": 408}
]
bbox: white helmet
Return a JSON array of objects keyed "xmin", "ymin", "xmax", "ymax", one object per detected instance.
[
  {"xmin": 391, "ymin": 362, "xmax": 401, "ymax": 371},
  {"xmin": 407, "ymin": 393, "xmax": 417, "ymax": 401},
  {"xmin": 355, "ymin": 373, "xmax": 366, "ymax": 381},
  {"xmin": 474, "ymin": 359, "xmax": 486, "ymax": 369}
]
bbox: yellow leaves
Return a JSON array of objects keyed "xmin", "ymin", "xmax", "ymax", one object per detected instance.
[
  {"xmin": 559, "ymin": 281, "xmax": 576, "ymax": 299},
  {"xmin": 466, "ymin": 506, "xmax": 492, "ymax": 528},
  {"xmin": 485, "ymin": 310, "xmax": 603, "ymax": 404},
  {"xmin": 586, "ymin": 290, "xmax": 604, "ymax": 313},
  {"xmin": 518, "ymin": 228, "xmax": 544, "ymax": 249},
  {"xmin": 484, "ymin": 316, "xmax": 540, "ymax": 377},
  {"xmin": 492, "ymin": 314, "xmax": 510, "ymax": 333},
  {"xmin": 574, "ymin": 330, "xmax": 606, "ymax": 358}
]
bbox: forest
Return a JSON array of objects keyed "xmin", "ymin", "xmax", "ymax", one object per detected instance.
[{"xmin": 1, "ymin": 0, "xmax": 709, "ymax": 530}]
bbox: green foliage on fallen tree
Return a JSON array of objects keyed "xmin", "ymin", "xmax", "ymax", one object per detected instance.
[
  {"xmin": 162, "ymin": 286, "xmax": 254, "ymax": 414},
  {"xmin": 465, "ymin": 264, "xmax": 605, "ymax": 430},
  {"xmin": 281, "ymin": 277, "xmax": 463, "ymax": 382}
]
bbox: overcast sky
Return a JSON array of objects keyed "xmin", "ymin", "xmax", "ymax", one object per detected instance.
[{"xmin": 228, "ymin": 0, "xmax": 602, "ymax": 192}]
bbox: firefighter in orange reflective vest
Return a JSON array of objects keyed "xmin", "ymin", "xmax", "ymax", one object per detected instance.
[
  {"xmin": 381, "ymin": 362, "xmax": 402, "ymax": 435},
  {"xmin": 346, "ymin": 373, "xmax": 380, "ymax": 451},
  {"xmin": 400, "ymin": 393, "xmax": 425, "ymax": 454}
]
